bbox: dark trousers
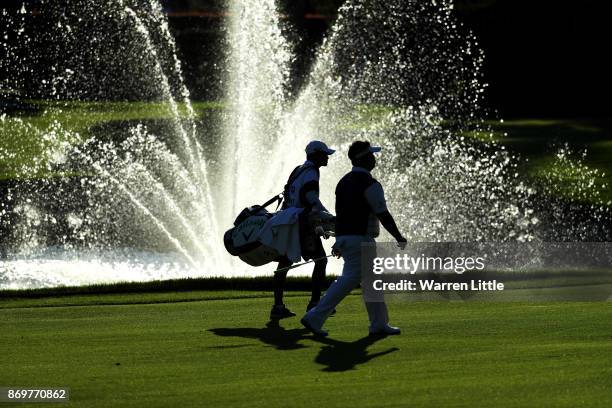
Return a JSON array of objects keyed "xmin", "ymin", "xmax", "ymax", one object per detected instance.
[{"xmin": 273, "ymin": 237, "xmax": 327, "ymax": 306}]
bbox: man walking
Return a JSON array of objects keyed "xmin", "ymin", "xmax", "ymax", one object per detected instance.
[
  {"xmin": 301, "ymin": 140, "xmax": 407, "ymax": 336},
  {"xmin": 270, "ymin": 140, "xmax": 335, "ymax": 319}
]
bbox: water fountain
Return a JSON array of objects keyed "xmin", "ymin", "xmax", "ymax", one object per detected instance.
[{"xmin": 0, "ymin": 0, "xmax": 609, "ymax": 289}]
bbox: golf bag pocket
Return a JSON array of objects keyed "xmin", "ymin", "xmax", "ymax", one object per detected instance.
[{"xmin": 224, "ymin": 206, "xmax": 280, "ymax": 266}]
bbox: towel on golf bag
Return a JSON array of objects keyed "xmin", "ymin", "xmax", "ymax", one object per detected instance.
[{"xmin": 257, "ymin": 207, "xmax": 303, "ymax": 263}]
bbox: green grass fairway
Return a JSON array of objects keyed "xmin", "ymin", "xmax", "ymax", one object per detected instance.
[{"xmin": 1, "ymin": 292, "xmax": 611, "ymax": 407}]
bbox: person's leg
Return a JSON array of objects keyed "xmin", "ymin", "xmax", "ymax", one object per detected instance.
[
  {"xmin": 360, "ymin": 239, "xmax": 393, "ymax": 332},
  {"xmin": 303, "ymin": 241, "xmax": 361, "ymax": 329},
  {"xmin": 309, "ymin": 238, "xmax": 327, "ymax": 306},
  {"xmin": 270, "ymin": 257, "xmax": 296, "ymax": 319},
  {"xmin": 365, "ymin": 302, "xmax": 389, "ymax": 330},
  {"xmin": 273, "ymin": 257, "xmax": 291, "ymax": 306}
]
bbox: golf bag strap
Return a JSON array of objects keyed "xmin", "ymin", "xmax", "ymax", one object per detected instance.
[
  {"xmin": 261, "ymin": 193, "xmax": 283, "ymax": 210},
  {"xmin": 260, "ymin": 167, "xmax": 307, "ymax": 210}
]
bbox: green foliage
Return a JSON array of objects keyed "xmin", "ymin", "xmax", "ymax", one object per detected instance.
[
  {"xmin": 0, "ymin": 101, "xmax": 223, "ymax": 180},
  {"xmin": 2, "ymin": 102, "xmax": 611, "ymax": 206},
  {"xmin": 463, "ymin": 119, "xmax": 612, "ymax": 205}
]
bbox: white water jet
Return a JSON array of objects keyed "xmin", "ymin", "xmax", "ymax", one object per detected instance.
[
  {"xmin": 222, "ymin": 0, "xmax": 293, "ymax": 222},
  {"xmin": 1, "ymin": 0, "xmax": 608, "ymax": 289}
]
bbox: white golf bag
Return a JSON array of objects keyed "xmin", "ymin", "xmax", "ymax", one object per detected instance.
[{"xmin": 224, "ymin": 203, "xmax": 335, "ymax": 267}]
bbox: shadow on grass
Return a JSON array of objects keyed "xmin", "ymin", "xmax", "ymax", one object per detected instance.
[
  {"xmin": 209, "ymin": 320, "xmax": 398, "ymax": 372},
  {"xmin": 209, "ymin": 319, "xmax": 310, "ymax": 351},
  {"xmin": 311, "ymin": 335, "xmax": 399, "ymax": 372}
]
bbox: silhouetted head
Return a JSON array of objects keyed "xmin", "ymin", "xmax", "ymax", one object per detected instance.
[
  {"xmin": 305, "ymin": 140, "xmax": 335, "ymax": 167},
  {"xmin": 348, "ymin": 141, "xmax": 381, "ymax": 171}
]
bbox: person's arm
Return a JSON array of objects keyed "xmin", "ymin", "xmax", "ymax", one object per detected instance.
[
  {"xmin": 376, "ymin": 211, "xmax": 406, "ymax": 243},
  {"xmin": 365, "ymin": 182, "xmax": 406, "ymax": 244},
  {"xmin": 300, "ymin": 170, "xmax": 329, "ymax": 212},
  {"xmin": 304, "ymin": 188, "xmax": 328, "ymax": 212}
]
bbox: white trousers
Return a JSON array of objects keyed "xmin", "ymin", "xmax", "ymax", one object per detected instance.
[{"xmin": 304, "ymin": 235, "xmax": 389, "ymax": 330}]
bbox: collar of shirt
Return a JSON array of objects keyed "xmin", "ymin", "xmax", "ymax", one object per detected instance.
[
  {"xmin": 304, "ymin": 160, "xmax": 315, "ymax": 167},
  {"xmin": 351, "ymin": 166, "xmax": 371, "ymax": 174}
]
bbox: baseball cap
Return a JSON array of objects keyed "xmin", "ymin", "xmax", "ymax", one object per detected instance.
[
  {"xmin": 305, "ymin": 140, "xmax": 335, "ymax": 155},
  {"xmin": 348, "ymin": 141, "xmax": 382, "ymax": 160}
]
